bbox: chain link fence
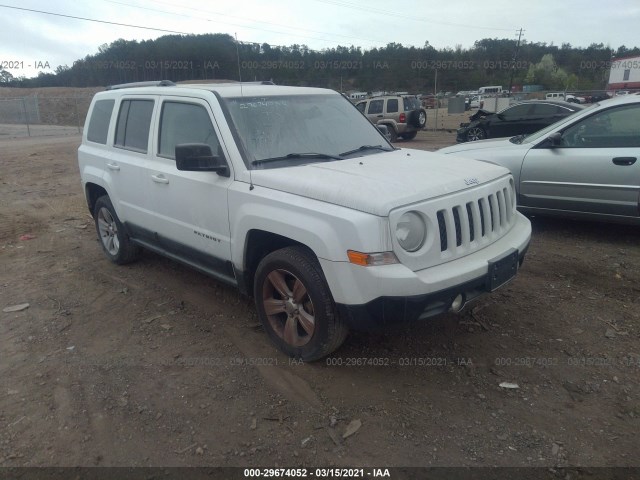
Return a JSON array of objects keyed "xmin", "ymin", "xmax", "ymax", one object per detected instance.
[
  {"xmin": 0, "ymin": 95, "xmax": 93, "ymax": 138},
  {"xmin": 0, "ymin": 88, "xmax": 625, "ymax": 138}
]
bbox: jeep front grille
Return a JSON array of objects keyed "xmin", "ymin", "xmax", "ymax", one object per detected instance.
[{"xmin": 436, "ymin": 186, "xmax": 514, "ymax": 253}]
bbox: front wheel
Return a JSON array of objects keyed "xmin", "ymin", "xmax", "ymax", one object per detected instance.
[
  {"xmin": 254, "ymin": 246, "xmax": 348, "ymax": 361},
  {"xmin": 94, "ymin": 195, "xmax": 141, "ymax": 265},
  {"xmin": 387, "ymin": 126, "xmax": 398, "ymax": 142},
  {"xmin": 466, "ymin": 126, "xmax": 486, "ymax": 142}
]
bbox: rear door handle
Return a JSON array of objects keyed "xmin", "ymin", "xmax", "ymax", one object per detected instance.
[
  {"xmin": 151, "ymin": 174, "xmax": 169, "ymax": 184},
  {"xmin": 612, "ymin": 157, "xmax": 636, "ymax": 166},
  {"xmin": 106, "ymin": 162, "xmax": 120, "ymax": 171}
]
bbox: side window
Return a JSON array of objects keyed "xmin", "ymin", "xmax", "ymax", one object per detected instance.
[
  {"xmin": 114, "ymin": 99, "xmax": 154, "ymax": 153},
  {"xmin": 386, "ymin": 99, "xmax": 398, "ymax": 113},
  {"xmin": 531, "ymin": 104, "xmax": 560, "ymax": 116},
  {"xmin": 501, "ymin": 104, "xmax": 532, "ymax": 119},
  {"xmin": 368, "ymin": 100, "xmax": 383, "ymax": 115},
  {"xmin": 158, "ymin": 102, "xmax": 220, "ymax": 159},
  {"xmin": 355, "ymin": 102, "xmax": 366, "ymax": 113},
  {"xmin": 561, "ymin": 105, "xmax": 640, "ymax": 148},
  {"xmin": 87, "ymin": 99, "xmax": 114, "ymax": 144}
]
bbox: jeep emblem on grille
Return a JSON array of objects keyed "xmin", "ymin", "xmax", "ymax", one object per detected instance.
[{"xmin": 464, "ymin": 177, "xmax": 479, "ymax": 185}]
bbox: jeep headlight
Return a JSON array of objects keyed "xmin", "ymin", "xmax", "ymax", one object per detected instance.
[{"xmin": 395, "ymin": 211, "xmax": 426, "ymax": 252}]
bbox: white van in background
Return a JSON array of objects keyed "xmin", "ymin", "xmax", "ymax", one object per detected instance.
[{"xmin": 478, "ymin": 85, "xmax": 502, "ymax": 95}]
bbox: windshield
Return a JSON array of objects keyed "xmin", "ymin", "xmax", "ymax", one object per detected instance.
[
  {"xmin": 222, "ymin": 94, "xmax": 392, "ymax": 169},
  {"xmin": 523, "ymin": 102, "xmax": 598, "ymax": 143}
]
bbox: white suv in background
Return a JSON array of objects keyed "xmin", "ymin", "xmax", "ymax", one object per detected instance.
[
  {"xmin": 546, "ymin": 92, "xmax": 585, "ymax": 103},
  {"xmin": 78, "ymin": 80, "xmax": 531, "ymax": 360}
]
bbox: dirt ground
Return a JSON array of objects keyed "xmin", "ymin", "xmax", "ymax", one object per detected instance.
[{"xmin": 1, "ymin": 130, "xmax": 639, "ymax": 475}]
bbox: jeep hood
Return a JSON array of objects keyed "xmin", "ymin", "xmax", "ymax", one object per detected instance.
[{"xmin": 249, "ymin": 149, "xmax": 509, "ymax": 216}]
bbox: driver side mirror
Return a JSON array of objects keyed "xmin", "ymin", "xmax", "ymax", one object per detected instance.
[
  {"xmin": 175, "ymin": 144, "xmax": 230, "ymax": 177},
  {"xmin": 547, "ymin": 132, "xmax": 562, "ymax": 147}
]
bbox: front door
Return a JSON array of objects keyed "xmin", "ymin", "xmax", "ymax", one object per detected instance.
[
  {"xmin": 144, "ymin": 97, "xmax": 235, "ymax": 282},
  {"xmin": 520, "ymin": 103, "xmax": 640, "ymax": 218}
]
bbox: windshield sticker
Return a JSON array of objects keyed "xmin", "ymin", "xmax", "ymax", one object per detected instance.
[{"xmin": 238, "ymin": 98, "xmax": 289, "ymax": 109}]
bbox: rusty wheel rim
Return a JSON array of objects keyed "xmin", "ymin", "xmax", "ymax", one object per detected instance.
[{"xmin": 262, "ymin": 269, "xmax": 315, "ymax": 347}]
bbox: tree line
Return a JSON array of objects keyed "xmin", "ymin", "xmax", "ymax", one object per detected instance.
[{"xmin": 2, "ymin": 33, "xmax": 638, "ymax": 93}]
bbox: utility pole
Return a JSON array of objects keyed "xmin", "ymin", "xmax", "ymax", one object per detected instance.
[{"xmin": 508, "ymin": 28, "xmax": 525, "ymax": 96}]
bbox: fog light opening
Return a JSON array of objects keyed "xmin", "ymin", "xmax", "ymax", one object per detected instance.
[{"xmin": 450, "ymin": 294, "xmax": 466, "ymax": 313}]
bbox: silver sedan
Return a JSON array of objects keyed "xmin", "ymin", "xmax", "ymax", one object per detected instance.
[{"xmin": 438, "ymin": 94, "xmax": 640, "ymax": 224}]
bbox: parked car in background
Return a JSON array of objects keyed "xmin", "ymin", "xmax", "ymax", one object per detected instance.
[
  {"xmin": 565, "ymin": 94, "xmax": 586, "ymax": 104},
  {"xmin": 356, "ymin": 94, "xmax": 427, "ymax": 141},
  {"xmin": 545, "ymin": 92, "xmax": 585, "ymax": 103},
  {"xmin": 587, "ymin": 91, "xmax": 613, "ymax": 103},
  {"xmin": 456, "ymin": 100, "xmax": 584, "ymax": 142},
  {"xmin": 440, "ymin": 95, "xmax": 640, "ymax": 224},
  {"xmin": 421, "ymin": 94, "xmax": 439, "ymax": 109}
]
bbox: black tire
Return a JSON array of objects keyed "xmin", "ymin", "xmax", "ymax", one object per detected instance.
[
  {"xmin": 387, "ymin": 126, "xmax": 398, "ymax": 142},
  {"xmin": 93, "ymin": 195, "xmax": 141, "ymax": 265},
  {"xmin": 402, "ymin": 131, "xmax": 418, "ymax": 140},
  {"xmin": 254, "ymin": 246, "xmax": 348, "ymax": 361},
  {"xmin": 466, "ymin": 126, "xmax": 486, "ymax": 142},
  {"xmin": 410, "ymin": 109, "xmax": 427, "ymax": 128}
]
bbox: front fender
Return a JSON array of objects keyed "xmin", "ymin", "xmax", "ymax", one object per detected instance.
[{"xmin": 228, "ymin": 183, "xmax": 392, "ymax": 268}]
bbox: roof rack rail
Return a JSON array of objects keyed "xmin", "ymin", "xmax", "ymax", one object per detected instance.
[{"xmin": 106, "ymin": 80, "xmax": 176, "ymax": 90}]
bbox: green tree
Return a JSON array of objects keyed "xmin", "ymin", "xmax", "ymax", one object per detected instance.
[{"xmin": 0, "ymin": 67, "xmax": 14, "ymax": 83}]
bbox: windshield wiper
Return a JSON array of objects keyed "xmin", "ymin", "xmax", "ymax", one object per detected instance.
[
  {"xmin": 252, "ymin": 152, "xmax": 343, "ymax": 166},
  {"xmin": 339, "ymin": 145, "xmax": 394, "ymax": 157}
]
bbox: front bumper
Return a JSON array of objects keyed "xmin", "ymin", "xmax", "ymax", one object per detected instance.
[
  {"xmin": 456, "ymin": 124, "xmax": 470, "ymax": 142},
  {"xmin": 336, "ymin": 247, "xmax": 527, "ymax": 330},
  {"xmin": 320, "ymin": 212, "xmax": 531, "ymax": 330}
]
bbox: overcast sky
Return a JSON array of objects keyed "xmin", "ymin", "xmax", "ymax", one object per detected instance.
[{"xmin": 1, "ymin": 0, "xmax": 639, "ymax": 78}]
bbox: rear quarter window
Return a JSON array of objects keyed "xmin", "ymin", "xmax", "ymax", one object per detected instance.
[{"xmin": 87, "ymin": 99, "xmax": 115, "ymax": 144}]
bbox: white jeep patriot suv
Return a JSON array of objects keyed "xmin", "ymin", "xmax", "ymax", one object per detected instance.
[{"xmin": 78, "ymin": 80, "xmax": 531, "ymax": 361}]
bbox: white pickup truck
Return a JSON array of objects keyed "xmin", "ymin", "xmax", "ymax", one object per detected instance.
[{"xmin": 78, "ymin": 80, "xmax": 531, "ymax": 360}]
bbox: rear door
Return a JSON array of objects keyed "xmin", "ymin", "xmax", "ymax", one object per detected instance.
[
  {"xmin": 489, "ymin": 103, "xmax": 533, "ymax": 138},
  {"xmin": 519, "ymin": 102, "xmax": 640, "ymax": 218},
  {"xmin": 105, "ymin": 96, "xmax": 157, "ymax": 228},
  {"xmin": 527, "ymin": 103, "xmax": 573, "ymax": 134}
]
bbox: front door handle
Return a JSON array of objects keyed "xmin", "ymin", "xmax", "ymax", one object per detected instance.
[
  {"xmin": 612, "ymin": 157, "xmax": 636, "ymax": 166},
  {"xmin": 151, "ymin": 174, "xmax": 169, "ymax": 184},
  {"xmin": 106, "ymin": 162, "xmax": 120, "ymax": 171}
]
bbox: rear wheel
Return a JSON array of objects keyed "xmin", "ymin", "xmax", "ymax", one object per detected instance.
[
  {"xmin": 254, "ymin": 246, "xmax": 348, "ymax": 361},
  {"xmin": 402, "ymin": 131, "xmax": 418, "ymax": 140},
  {"xmin": 466, "ymin": 127, "xmax": 486, "ymax": 142},
  {"xmin": 94, "ymin": 195, "xmax": 141, "ymax": 265}
]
